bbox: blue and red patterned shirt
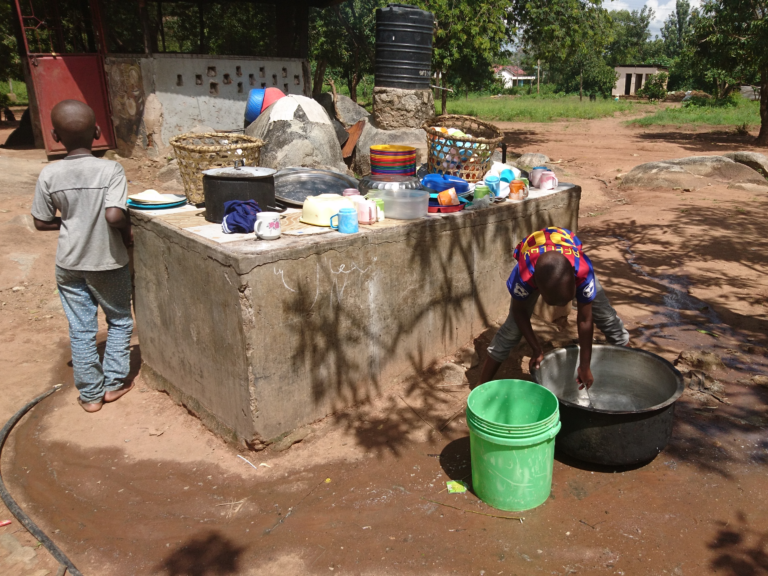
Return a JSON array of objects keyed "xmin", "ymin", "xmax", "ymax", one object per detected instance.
[{"xmin": 507, "ymin": 227, "xmax": 596, "ymax": 303}]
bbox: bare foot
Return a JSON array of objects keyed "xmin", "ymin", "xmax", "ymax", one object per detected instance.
[
  {"xmin": 104, "ymin": 382, "xmax": 135, "ymax": 403},
  {"xmin": 78, "ymin": 398, "xmax": 104, "ymax": 413}
]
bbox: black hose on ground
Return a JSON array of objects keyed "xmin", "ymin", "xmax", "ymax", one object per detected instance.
[{"xmin": 0, "ymin": 384, "xmax": 82, "ymax": 576}]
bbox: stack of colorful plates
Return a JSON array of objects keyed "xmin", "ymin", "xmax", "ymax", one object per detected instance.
[
  {"xmin": 370, "ymin": 145, "xmax": 416, "ymax": 177},
  {"xmin": 127, "ymin": 189, "xmax": 187, "ymax": 210}
]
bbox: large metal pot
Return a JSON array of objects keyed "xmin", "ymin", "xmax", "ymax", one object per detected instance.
[
  {"xmin": 202, "ymin": 166, "xmax": 280, "ymax": 223},
  {"xmin": 533, "ymin": 345, "xmax": 684, "ymax": 466}
]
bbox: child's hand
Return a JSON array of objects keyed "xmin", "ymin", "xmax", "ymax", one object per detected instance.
[
  {"xmin": 577, "ymin": 366, "xmax": 594, "ymax": 389},
  {"xmin": 529, "ymin": 351, "xmax": 544, "ymax": 374},
  {"xmin": 120, "ymin": 226, "xmax": 134, "ymax": 248}
]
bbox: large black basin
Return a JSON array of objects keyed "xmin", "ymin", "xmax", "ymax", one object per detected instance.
[{"xmin": 534, "ymin": 345, "xmax": 684, "ymax": 466}]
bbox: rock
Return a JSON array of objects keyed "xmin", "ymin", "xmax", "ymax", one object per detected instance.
[
  {"xmin": 352, "ymin": 117, "xmax": 427, "ymax": 176},
  {"xmin": 331, "ymin": 117, "xmax": 349, "ymax": 147},
  {"xmin": 752, "ymin": 375, "xmax": 768, "ymax": 387},
  {"xmin": 456, "ymin": 346, "xmax": 480, "ymax": 369},
  {"xmin": 728, "ymin": 183, "xmax": 768, "ymax": 192},
  {"xmin": 621, "ymin": 156, "xmax": 768, "ymax": 190},
  {"xmin": 440, "ymin": 362, "xmax": 468, "ymax": 386},
  {"xmin": 245, "ymin": 95, "xmax": 347, "ymax": 173},
  {"xmin": 722, "ymin": 151, "xmax": 768, "ymax": 177},
  {"xmin": 676, "ymin": 350, "xmax": 725, "ymax": 373},
  {"xmin": 11, "ymin": 286, "xmax": 25, "ymax": 293},
  {"xmin": 372, "ymin": 87, "xmax": 435, "ymax": 130},
  {"xmin": 515, "ymin": 153, "xmax": 550, "ymax": 169},
  {"xmin": 270, "ymin": 426, "xmax": 312, "ymax": 452},
  {"xmin": 157, "ymin": 159, "xmax": 181, "ymax": 183},
  {"xmin": 683, "ymin": 369, "xmax": 725, "ymax": 394},
  {"xmin": 160, "ymin": 180, "xmax": 185, "ymax": 193},
  {"xmin": 316, "ymin": 92, "xmax": 371, "ymax": 128}
]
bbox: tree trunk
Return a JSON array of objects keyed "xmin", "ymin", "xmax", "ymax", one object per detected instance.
[
  {"xmin": 441, "ymin": 77, "xmax": 448, "ymax": 115},
  {"xmin": 312, "ymin": 61, "xmax": 327, "ymax": 98},
  {"xmin": 756, "ymin": 68, "xmax": 768, "ymax": 147},
  {"xmin": 349, "ymin": 74, "xmax": 359, "ymax": 103},
  {"xmin": 579, "ymin": 71, "xmax": 583, "ymax": 102}
]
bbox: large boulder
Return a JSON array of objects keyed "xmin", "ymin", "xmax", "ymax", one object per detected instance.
[
  {"xmin": 722, "ymin": 151, "xmax": 768, "ymax": 177},
  {"xmin": 245, "ymin": 95, "xmax": 346, "ymax": 173},
  {"xmin": 315, "ymin": 92, "xmax": 371, "ymax": 128},
  {"xmin": 621, "ymin": 156, "xmax": 768, "ymax": 189},
  {"xmin": 515, "ymin": 153, "xmax": 550, "ymax": 169},
  {"xmin": 352, "ymin": 117, "xmax": 427, "ymax": 176}
]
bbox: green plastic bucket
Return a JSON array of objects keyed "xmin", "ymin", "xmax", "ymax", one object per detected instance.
[{"xmin": 467, "ymin": 380, "xmax": 561, "ymax": 511}]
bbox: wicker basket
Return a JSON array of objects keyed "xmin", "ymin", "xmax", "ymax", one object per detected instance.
[
  {"xmin": 169, "ymin": 132, "xmax": 264, "ymax": 204},
  {"xmin": 422, "ymin": 115, "xmax": 503, "ymax": 182}
]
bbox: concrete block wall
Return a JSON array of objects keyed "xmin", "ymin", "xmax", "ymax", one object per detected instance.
[{"xmin": 104, "ymin": 54, "xmax": 309, "ymax": 157}]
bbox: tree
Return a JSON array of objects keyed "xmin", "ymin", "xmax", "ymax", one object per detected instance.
[
  {"xmin": 605, "ymin": 6, "xmax": 655, "ymax": 66},
  {"xmin": 513, "ymin": 0, "xmax": 614, "ymax": 99},
  {"xmin": 412, "ymin": 0, "xmax": 513, "ymax": 113},
  {"xmin": 661, "ymin": 0, "xmax": 692, "ymax": 58},
  {"xmin": 692, "ymin": 0, "xmax": 767, "ymax": 144},
  {"xmin": 309, "ymin": 0, "xmax": 384, "ymax": 102},
  {"xmin": 0, "ymin": 1, "xmax": 22, "ymax": 81}
]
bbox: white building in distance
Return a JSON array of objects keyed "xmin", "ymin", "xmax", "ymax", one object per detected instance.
[{"xmin": 613, "ymin": 65, "xmax": 669, "ymax": 97}]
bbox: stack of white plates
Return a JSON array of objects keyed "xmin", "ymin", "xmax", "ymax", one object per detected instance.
[{"xmin": 127, "ymin": 189, "xmax": 187, "ymax": 210}]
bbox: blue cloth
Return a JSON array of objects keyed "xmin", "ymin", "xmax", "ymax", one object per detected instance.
[
  {"xmin": 221, "ymin": 200, "xmax": 262, "ymax": 234},
  {"xmin": 55, "ymin": 265, "xmax": 133, "ymax": 403}
]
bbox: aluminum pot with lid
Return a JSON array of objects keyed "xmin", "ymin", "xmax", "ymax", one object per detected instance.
[{"xmin": 202, "ymin": 165, "xmax": 281, "ymax": 224}]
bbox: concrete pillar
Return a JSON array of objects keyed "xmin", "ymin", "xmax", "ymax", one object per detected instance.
[{"xmin": 372, "ymin": 86, "xmax": 435, "ymax": 130}]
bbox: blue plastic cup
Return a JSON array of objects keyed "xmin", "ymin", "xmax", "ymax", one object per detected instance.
[
  {"xmin": 500, "ymin": 169, "xmax": 515, "ymax": 183},
  {"xmin": 330, "ymin": 207, "xmax": 359, "ymax": 234},
  {"xmin": 485, "ymin": 175, "xmax": 500, "ymax": 196}
]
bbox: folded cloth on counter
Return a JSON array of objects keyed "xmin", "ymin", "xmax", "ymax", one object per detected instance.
[{"xmin": 221, "ymin": 200, "xmax": 262, "ymax": 234}]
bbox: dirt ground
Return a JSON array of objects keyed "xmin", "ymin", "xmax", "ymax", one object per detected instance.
[{"xmin": 0, "ymin": 113, "xmax": 767, "ymax": 576}]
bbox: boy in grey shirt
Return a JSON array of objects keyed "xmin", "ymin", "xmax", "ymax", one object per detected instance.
[{"xmin": 32, "ymin": 100, "xmax": 134, "ymax": 412}]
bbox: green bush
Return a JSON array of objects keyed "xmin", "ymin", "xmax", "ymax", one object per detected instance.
[{"xmin": 637, "ymin": 72, "xmax": 669, "ymax": 102}]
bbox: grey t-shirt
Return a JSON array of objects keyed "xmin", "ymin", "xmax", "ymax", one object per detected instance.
[{"xmin": 31, "ymin": 155, "xmax": 129, "ymax": 271}]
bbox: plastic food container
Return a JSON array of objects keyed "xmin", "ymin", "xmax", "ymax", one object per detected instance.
[
  {"xmin": 300, "ymin": 194, "xmax": 356, "ymax": 227},
  {"xmin": 368, "ymin": 188, "xmax": 429, "ymax": 220}
]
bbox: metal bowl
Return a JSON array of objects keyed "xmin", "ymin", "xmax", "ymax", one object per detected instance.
[
  {"xmin": 534, "ymin": 345, "xmax": 684, "ymax": 466},
  {"xmin": 358, "ymin": 174, "xmax": 422, "ymax": 195}
]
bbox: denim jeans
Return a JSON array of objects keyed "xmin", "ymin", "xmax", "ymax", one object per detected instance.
[
  {"xmin": 487, "ymin": 270, "xmax": 629, "ymax": 362},
  {"xmin": 56, "ymin": 265, "xmax": 133, "ymax": 403}
]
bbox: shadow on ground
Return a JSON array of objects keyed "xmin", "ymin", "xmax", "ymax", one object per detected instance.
[{"xmin": 158, "ymin": 531, "xmax": 245, "ymax": 576}]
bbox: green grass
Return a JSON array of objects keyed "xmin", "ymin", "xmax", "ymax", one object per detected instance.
[
  {"xmin": 0, "ymin": 80, "xmax": 28, "ymax": 106},
  {"xmin": 445, "ymin": 95, "xmax": 643, "ymax": 122},
  {"xmin": 629, "ymin": 99, "xmax": 760, "ymax": 127}
]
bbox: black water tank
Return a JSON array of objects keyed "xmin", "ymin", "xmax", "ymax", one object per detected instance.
[{"xmin": 375, "ymin": 4, "xmax": 434, "ymax": 90}]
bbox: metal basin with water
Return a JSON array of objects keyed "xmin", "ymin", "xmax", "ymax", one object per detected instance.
[{"xmin": 534, "ymin": 345, "xmax": 684, "ymax": 466}]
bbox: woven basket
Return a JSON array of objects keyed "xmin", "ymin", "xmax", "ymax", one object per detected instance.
[
  {"xmin": 422, "ymin": 115, "xmax": 503, "ymax": 181},
  {"xmin": 169, "ymin": 132, "xmax": 264, "ymax": 204}
]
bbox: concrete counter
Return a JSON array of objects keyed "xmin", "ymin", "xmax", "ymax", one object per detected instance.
[{"xmin": 132, "ymin": 185, "xmax": 581, "ymax": 448}]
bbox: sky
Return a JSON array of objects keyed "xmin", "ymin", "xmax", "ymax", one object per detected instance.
[{"xmin": 602, "ymin": 0, "xmax": 702, "ymax": 37}]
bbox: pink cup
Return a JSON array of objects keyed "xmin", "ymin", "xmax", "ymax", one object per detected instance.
[
  {"xmin": 343, "ymin": 188, "xmax": 361, "ymax": 197},
  {"xmin": 538, "ymin": 172, "xmax": 559, "ymax": 190}
]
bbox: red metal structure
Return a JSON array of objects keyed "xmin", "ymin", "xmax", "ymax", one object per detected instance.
[{"xmin": 13, "ymin": 0, "xmax": 115, "ymax": 154}]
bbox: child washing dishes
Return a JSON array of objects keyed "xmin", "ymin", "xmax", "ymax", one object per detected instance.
[
  {"xmin": 479, "ymin": 227, "xmax": 629, "ymax": 389},
  {"xmin": 31, "ymin": 100, "xmax": 134, "ymax": 413}
]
